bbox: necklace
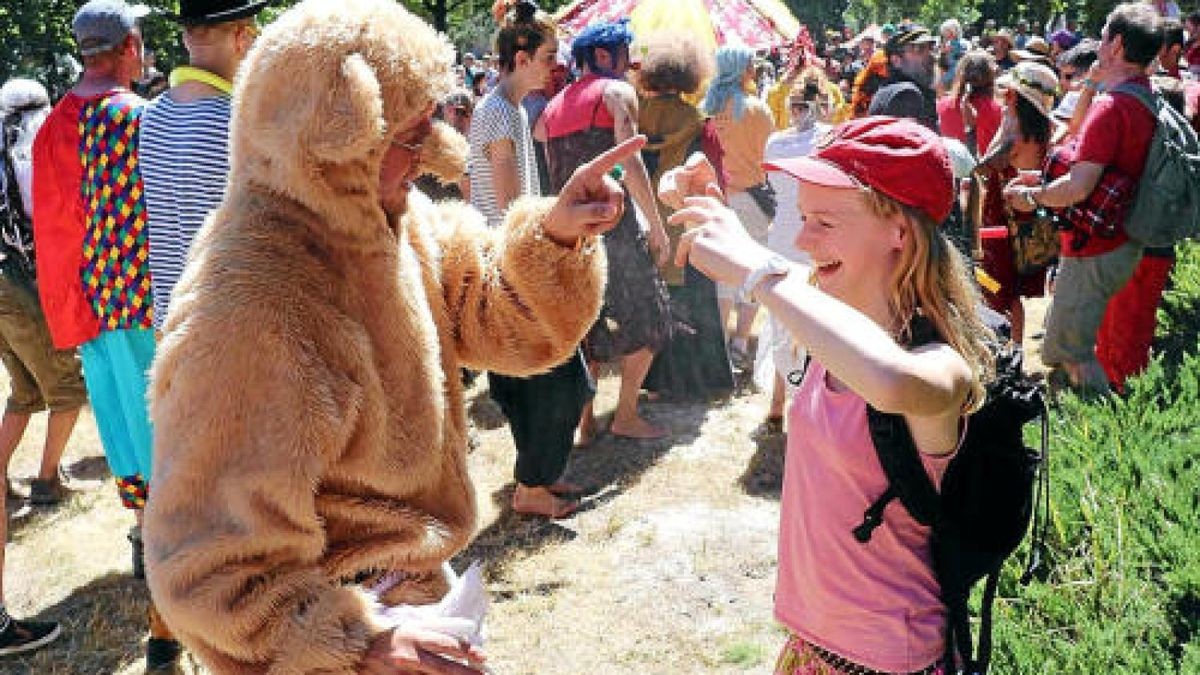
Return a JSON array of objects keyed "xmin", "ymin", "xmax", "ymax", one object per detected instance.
[{"xmin": 168, "ymin": 66, "xmax": 233, "ymax": 95}]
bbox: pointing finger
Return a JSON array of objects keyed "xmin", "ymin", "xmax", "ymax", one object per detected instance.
[{"xmin": 582, "ymin": 135, "xmax": 647, "ymax": 179}]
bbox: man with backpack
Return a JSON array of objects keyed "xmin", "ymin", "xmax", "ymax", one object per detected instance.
[
  {"xmin": 0, "ymin": 77, "xmax": 89, "ymax": 659},
  {"xmin": 1005, "ymin": 2, "xmax": 1165, "ymax": 394}
]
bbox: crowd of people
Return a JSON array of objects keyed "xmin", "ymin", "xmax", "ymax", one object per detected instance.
[{"xmin": 0, "ymin": 0, "xmax": 1195, "ymax": 672}]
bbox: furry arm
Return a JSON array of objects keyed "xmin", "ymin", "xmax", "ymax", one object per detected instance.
[
  {"xmin": 433, "ymin": 196, "xmax": 606, "ymax": 375},
  {"xmin": 146, "ymin": 327, "xmax": 383, "ymax": 675}
]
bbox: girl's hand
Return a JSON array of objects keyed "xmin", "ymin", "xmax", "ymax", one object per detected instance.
[
  {"xmin": 543, "ymin": 135, "xmax": 647, "ymax": 248},
  {"xmin": 363, "ymin": 624, "xmax": 486, "ymax": 675},
  {"xmin": 669, "ymin": 192, "xmax": 772, "ymax": 286},
  {"xmin": 658, "ymin": 152, "xmax": 724, "ymax": 210}
]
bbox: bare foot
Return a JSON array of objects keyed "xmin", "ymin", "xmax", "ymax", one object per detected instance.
[
  {"xmin": 610, "ymin": 416, "xmax": 668, "ymax": 440},
  {"xmin": 512, "ymin": 485, "xmax": 579, "ymax": 519}
]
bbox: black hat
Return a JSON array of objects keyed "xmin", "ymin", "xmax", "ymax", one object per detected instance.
[
  {"xmin": 173, "ymin": 0, "xmax": 270, "ymax": 25},
  {"xmin": 867, "ymin": 82, "xmax": 937, "ymax": 131},
  {"xmin": 885, "ymin": 24, "xmax": 937, "ymax": 55}
]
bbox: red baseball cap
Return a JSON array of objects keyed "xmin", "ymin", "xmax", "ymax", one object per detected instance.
[{"xmin": 763, "ymin": 116, "xmax": 955, "ymax": 223}]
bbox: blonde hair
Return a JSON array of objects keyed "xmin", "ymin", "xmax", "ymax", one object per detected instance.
[{"xmin": 862, "ymin": 189, "xmax": 993, "ymax": 412}]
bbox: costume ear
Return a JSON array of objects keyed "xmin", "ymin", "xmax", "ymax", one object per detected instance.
[
  {"xmin": 417, "ymin": 120, "xmax": 468, "ymax": 184},
  {"xmin": 306, "ymin": 53, "xmax": 385, "ymax": 163}
]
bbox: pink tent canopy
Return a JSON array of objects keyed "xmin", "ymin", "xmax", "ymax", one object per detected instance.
[{"xmin": 555, "ymin": 0, "xmax": 800, "ymax": 50}]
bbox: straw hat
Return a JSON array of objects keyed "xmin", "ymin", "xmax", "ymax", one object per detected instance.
[
  {"xmin": 997, "ymin": 61, "xmax": 1059, "ymax": 118},
  {"xmin": 991, "ymin": 28, "xmax": 1015, "ymax": 48},
  {"xmin": 1012, "ymin": 36, "xmax": 1052, "ymax": 65}
]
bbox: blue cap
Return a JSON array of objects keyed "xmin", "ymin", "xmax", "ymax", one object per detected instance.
[
  {"xmin": 72, "ymin": 0, "xmax": 151, "ymax": 57},
  {"xmin": 572, "ymin": 19, "xmax": 634, "ymax": 52}
]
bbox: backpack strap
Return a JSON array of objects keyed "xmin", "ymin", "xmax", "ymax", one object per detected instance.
[
  {"xmin": 856, "ymin": 315, "xmax": 944, "ymax": 540},
  {"xmin": 1109, "ymin": 81, "xmax": 1159, "ymax": 119}
]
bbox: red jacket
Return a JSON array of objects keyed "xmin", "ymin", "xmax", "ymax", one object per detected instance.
[{"xmin": 31, "ymin": 92, "xmax": 104, "ymax": 348}]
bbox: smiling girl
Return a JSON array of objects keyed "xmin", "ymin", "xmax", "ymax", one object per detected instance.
[{"xmin": 663, "ymin": 117, "xmax": 993, "ymax": 674}]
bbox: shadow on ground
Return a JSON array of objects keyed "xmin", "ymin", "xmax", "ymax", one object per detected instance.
[
  {"xmin": 6, "ymin": 572, "xmax": 147, "ymax": 675},
  {"xmin": 454, "ymin": 395, "xmax": 718, "ymax": 579},
  {"xmin": 739, "ymin": 426, "xmax": 786, "ymax": 500},
  {"xmin": 66, "ymin": 455, "xmax": 112, "ymax": 482}
]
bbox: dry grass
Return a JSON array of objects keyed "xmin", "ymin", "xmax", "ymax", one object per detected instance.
[
  {"xmin": 3, "ymin": 299, "xmax": 1052, "ymax": 674},
  {"xmin": 3, "ymin": 365, "xmax": 788, "ymax": 674}
]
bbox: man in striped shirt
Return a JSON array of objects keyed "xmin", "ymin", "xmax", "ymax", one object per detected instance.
[
  {"xmin": 141, "ymin": 0, "xmax": 265, "ymax": 332},
  {"xmin": 138, "ymin": 0, "xmax": 265, "ymax": 670}
]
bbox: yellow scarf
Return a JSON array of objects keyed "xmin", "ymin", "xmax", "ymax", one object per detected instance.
[{"xmin": 168, "ymin": 66, "xmax": 233, "ymax": 95}]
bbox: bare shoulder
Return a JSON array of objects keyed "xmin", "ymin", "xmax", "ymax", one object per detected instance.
[{"xmin": 602, "ymin": 80, "xmax": 638, "ymax": 109}]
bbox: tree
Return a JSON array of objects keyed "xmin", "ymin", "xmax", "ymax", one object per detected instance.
[
  {"xmin": 784, "ymin": 0, "xmax": 847, "ymax": 39},
  {"xmin": 0, "ymin": 0, "xmax": 535, "ymax": 98}
]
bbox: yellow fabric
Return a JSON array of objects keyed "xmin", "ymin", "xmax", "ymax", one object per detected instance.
[
  {"xmin": 766, "ymin": 79, "xmax": 848, "ymax": 130},
  {"xmin": 168, "ymin": 66, "xmax": 233, "ymax": 94}
]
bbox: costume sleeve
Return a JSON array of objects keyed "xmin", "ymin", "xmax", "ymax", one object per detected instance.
[
  {"xmin": 145, "ymin": 325, "xmax": 384, "ymax": 674},
  {"xmin": 431, "ymin": 196, "xmax": 606, "ymax": 375}
]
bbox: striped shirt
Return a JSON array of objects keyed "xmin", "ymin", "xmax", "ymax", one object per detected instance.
[
  {"xmin": 140, "ymin": 94, "xmax": 231, "ymax": 329},
  {"xmin": 467, "ymin": 89, "xmax": 539, "ymax": 228}
]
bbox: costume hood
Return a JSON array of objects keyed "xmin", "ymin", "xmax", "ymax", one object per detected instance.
[{"xmin": 228, "ymin": 0, "xmax": 467, "ymax": 239}]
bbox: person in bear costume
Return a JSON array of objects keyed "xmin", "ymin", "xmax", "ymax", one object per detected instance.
[{"xmin": 142, "ymin": 0, "xmax": 640, "ymax": 672}]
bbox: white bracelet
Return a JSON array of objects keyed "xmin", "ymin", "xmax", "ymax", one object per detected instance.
[{"xmin": 738, "ymin": 254, "xmax": 792, "ymax": 304}]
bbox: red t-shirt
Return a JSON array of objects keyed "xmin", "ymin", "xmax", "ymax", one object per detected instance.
[
  {"xmin": 541, "ymin": 73, "xmax": 616, "ymax": 140},
  {"xmin": 936, "ymin": 94, "xmax": 1003, "ymax": 156},
  {"xmin": 1063, "ymin": 76, "xmax": 1156, "ymax": 257}
]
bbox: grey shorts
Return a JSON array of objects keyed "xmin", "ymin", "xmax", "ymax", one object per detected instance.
[{"xmin": 1042, "ymin": 241, "xmax": 1143, "ymax": 366}]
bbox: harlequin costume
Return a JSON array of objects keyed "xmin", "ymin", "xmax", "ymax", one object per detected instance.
[{"xmin": 32, "ymin": 87, "xmax": 156, "ymax": 510}]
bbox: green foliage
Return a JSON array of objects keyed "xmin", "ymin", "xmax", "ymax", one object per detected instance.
[
  {"xmin": 1157, "ymin": 242, "xmax": 1200, "ymax": 369},
  {"xmin": 990, "ymin": 241, "xmax": 1200, "ymax": 673},
  {"xmin": 0, "ymin": 0, "xmax": 536, "ymax": 97},
  {"xmin": 784, "ymin": 0, "xmax": 847, "ymax": 39}
]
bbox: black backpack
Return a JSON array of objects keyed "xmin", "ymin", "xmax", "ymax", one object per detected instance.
[{"xmin": 853, "ymin": 310, "xmax": 1050, "ymax": 674}]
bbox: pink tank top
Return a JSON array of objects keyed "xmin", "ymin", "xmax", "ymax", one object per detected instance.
[
  {"xmin": 776, "ymin": 360, "xmax": 958, "ymax": 672},
  {"xmin": 541, "ymin": 73, "xmax": 616, "ymax": 139}
]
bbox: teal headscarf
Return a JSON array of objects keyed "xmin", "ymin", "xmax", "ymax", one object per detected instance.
[{"xmin": 702, "ymin": 45, "xmax": 755, "ymax": 121}]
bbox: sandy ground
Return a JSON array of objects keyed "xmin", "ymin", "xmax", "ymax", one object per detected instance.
[{"xmin": 3, "ymin": 297, "xmax": 1051, "ymax": 675}]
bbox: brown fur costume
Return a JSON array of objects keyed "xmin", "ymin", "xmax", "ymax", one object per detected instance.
[{"xmin": 142, "ymin": 1, "xmax": 605, "ymax": 672}]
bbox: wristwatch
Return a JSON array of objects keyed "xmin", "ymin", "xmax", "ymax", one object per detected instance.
[{"xmin": 739, "ymin": 254, "xmax": 792, "ymax": 303}]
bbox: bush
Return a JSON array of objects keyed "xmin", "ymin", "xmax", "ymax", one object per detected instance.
[{"xmin": 991, "ymin": 242, "xmax": 1200, "ymax": 673}]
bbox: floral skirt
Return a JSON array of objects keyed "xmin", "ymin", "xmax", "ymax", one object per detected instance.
[{"xmin": 774, "ymin": 634, "xmax": 945, "ymax": 675}]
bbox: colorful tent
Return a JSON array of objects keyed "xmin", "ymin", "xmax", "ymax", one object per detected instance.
[{"xmin": 554, "ymin": 0, "xmax": 800, "ymax": 51}]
